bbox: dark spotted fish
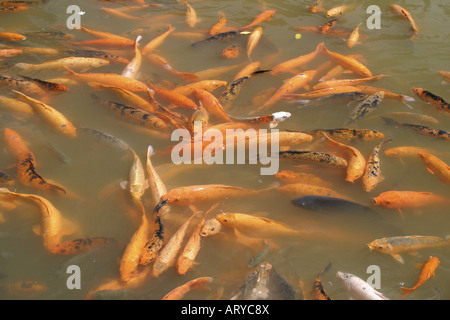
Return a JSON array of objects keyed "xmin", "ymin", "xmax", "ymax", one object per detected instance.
[
  {"xmin": 51, "ymin": 237, "xmax": 117, "ymax": 255},
  {"xmin": 412, "ymin": 87, "xmax": 450, "ymax": 112},
  {"xmin": 347, "ymin": 92, "xmax": 384, "ymax": 124},
  {"xmin": 0, "ymin": 75, "xmax": 46, "ymax": 96},
  {"xmin": 362, "ymin": 139, "xmax": 392, "ymax": 192},
  {"xmin": 219, "ymin": 69, "xmax": 271, "ymax": 109},
  {"xmin": 0, "ymin": 170, "xmax": 14, "ymax": 185},
  {"xmin": 139, "ymin": 200, "xmax": 167, "ymax": 266},
  {"xmin": 18, "ymin": 75, "xmax": 69, "ymax": 92},
  {"xmin": 291, "ymin": 195, "xmax": 378, "ymax": 215},
  {"xmin": 382, "ymin": 117, "xmax": 450, "ymax": 142},
  {"xmin": 92, "ymin": 95, "xmax": 167, "ymax": 131},
  {"xmin": 279, "ymin": 151, "xmax": 348, "ymax": 168},
  {"xmin": 312, "ymin": 262, "xmax": 332, "ymax": 300},
  {"xmin": 65, "ymin": 49, "xmax": 130, "ymax": 65},
  {"xmin": 307, "ymin": 128, "xmax": 385, "ymax": 143},
  {"xmin": 191, "ymin": 30, "xmax": 242, "ymax": 47},
  {"xmin": 80, "ymin": 127, "xmax": 132, "ymax": 153}
]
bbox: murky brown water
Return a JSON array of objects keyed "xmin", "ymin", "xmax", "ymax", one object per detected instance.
[{"xmin": 0, "ymin": 0, "xmax": 449, "ymax": 300}]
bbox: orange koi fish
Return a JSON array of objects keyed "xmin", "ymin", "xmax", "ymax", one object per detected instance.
[
  {"xmin": 67, "ymin": 37, "xmax": 136, "ymax": 49},
  {"xmin": 417, "ymin": 152, "xmax": 450, "ymax": 184},
  {"xmin": 174, "ymin": 80, "xmax": 228, "ymax": 96},
  {"xmin": 275, "ymin": 170, "xmax": 333, "ymax": 188},
  {"xmin": 160, "ymin": 184, "xmax": 267, "ymax": 206},
  {"xmin": 210, "ymin": 11, "xmax": 227, "ymax": 35},
  {"xmin": 0, "ymin": 48, "xmax": 22, "ymax": 59},
  {"xmin": 271, "ymin": 42, "xmax": 322, "ymax": 75},
  {"xmin": 372, "ymin": 191, "xmax": 449, "ymax": 214},
  {"xmin": 101, "ymin": 7, "xmax": 142, "ymax": 20},
  {"xmin": 257, "ymin": 70, "xmax": 317, "ymax": 112},
  {"xmin": 193, "ymin": 88, "xmax": 231, "ymax": 122},
  {"xmin": 64, "ymin": 67, "xmax": 149, "ymax": 92},
  {"xmin": 277, "ymin": 183, "xmax": 351, "ymax": 200},
  {"xmin": 400, "ymin": 256, "xmax": 440, "ymax": 297},
  {"xmin": 240, "ymin": 9, "xmax": 276, "ymax": 30},
  {"xmin": 148, "ymin": 83, "xmax": 199, "ymax": 109},
  {"xmin": 411, "ymin": 87, "xmax": 450, "ymax": 113},
  {"xmin": 326, "ymin": 4, "xmax": 355, "ymax": 18},
  {"xmin": 145, "ymin": 52, "xmax": 199, "ymax": 82},
  {"xmin": 319, "ymin": 43, "xmax": 373, "ymax": 77},
  {"xmin": 438, "ymin": 71, "xmax": 450, "ymax": 83},
  {"xmin": 138, "ymin": 201, "xmax": 166, "ymax": 266},
  {"xmin": 146, "ymin": 145, "xmax": 169, "ymax": 211},
  {"xmin": 121, "ymin": 35, "xmax": 142, "ymax": 79},
  {"xmin": 0, "ymin": 75, "xmax": 47, "ymax": 97},
  {"xmin": 181, "ymin": 0, "xmax": 201, "ymax": 28},
  {"xmin": 79, "ymin": 26, "xmax": 133, "ymax": 41},
  {"xmin": 0, "ymin": 281, "xmax": 47, "ymax": 296},
  {"xmin": 312, "ymin": 262, "xmax": 332, "ymax": 300},
  {"xmin": 234, "ymin": 61, "xmax": 261, "ymax": 80},
  {"xmin": 358, "ymin": 86, "xmax": 415, "ymax": 102},
  {"xmin": 282, "ymin": 86, "xmax": 362, "ymax": 101},
  {"xmin": 391, "ymin": 4, "xmax": 419, "ymax": 37},
  {"xmin": 13, "ymin": 91, "xmax": 77, "ymax": 138},
  {"xmin": 384, "ymin": 146, "xmax": 438, "ymax": 158},
  {"xmin": 16, "ymin": 57, "xmax": 110, "ymax": 72},
  {"xmin": 161, "ymin": 277, "xmax": 213, "ymax": 300},
  {"xmin": 141, "ymin": 24, "xmax": 175, "ymax": 56},
  {"xmin": 347, "ymin": 22, "xmax": 362, "ymax": 48},
  {"xmin": 0, "ymin": 32, "xmax": 26, "ymax": 41},
  {"xmin": 319, "ymin": 18, "xmax": 340, "ymax": 34},
  {"xmin": 313, "ymin": 75, "xmax": 387, "ymax": 90},
  {"xmin": 247, "ymin": 27, "xmax": 263, "ymax": 59},
  {"xmin": 221, "ymin": 44, "xmax": 240, "ymax": 59},
  {"xmin": 323, "ymin": 133, "xmax": 366, "ymax": 183}
]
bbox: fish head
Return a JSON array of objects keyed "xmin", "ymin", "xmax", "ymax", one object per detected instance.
[
  {"xmin": 200, "ymin": 218, "xmax": 222, "ymax": 237},
  {"xmin": 367, "ymin": 239, "xmax": 391, "ymax": 253},
  {"xmin": 215, "ymin": 212, "xmax": 236, "ymax": 228}
]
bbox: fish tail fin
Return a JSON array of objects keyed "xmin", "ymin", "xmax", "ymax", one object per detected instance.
[
  {"xmin": 400, "ymin": 287, "xmax": 414, "ymax": 298},
  {"xmin": 63, "ymin": 66, "xmax": 78, "ymax": 77},
  {"xmin": 46, "ymin": 183, "xmax": 67, "ymax": 195},
  {"xmin": 179, "ymin": 72, "xmax": 199, "ymax": 82}
]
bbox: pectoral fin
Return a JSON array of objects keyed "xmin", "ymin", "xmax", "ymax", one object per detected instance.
[{"xmin": 391, "ymin": 253, "xmax": 404, "ymax": 264}]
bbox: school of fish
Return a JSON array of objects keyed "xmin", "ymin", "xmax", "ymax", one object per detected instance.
[{"xmin": 0, "ymin": 0, "xmax": 449, "ymax": 301}]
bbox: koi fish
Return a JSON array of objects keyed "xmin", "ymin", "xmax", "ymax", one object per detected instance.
[
  {"xmin": 193, "ymin": 88, "xmax": 231, "ymax": 122},
  {"xmin": 13, "ymin": 91, "xmax": 77, "ymax": 138},
  {"xmin": 283, "ymin": 86, "xmax": 362, "ymax": 101},
  {"xmin": 200, "ymin": 217, "xmax": 222, "ymax": 237},
  {"xmin": 381, "ymin": 117, "xmax": 450, "ymax": 142},
  {"xmin": 411, "ymin": 87, "xmax": 450, "ymax": 112},
  {"xmin": 148, "ymin": 84, "xmax": 199, "ymax": 109},
  {"xmin": 0, "ymin": 48, "xmax": 21, "ymax": 59},
  {"xmin": 319, "ymin": 18, "xmax": 340, "ymax": 34},
  {"xmin": 152, "ymin": 211, "xmax": 199, "ymax": 277},
  {"xmin": 0, "ymin": 281, "xmax": 47, "ymax": 296},
  {"xmin": 191, "ymin": 30, "xmax": 242, "ymax": 47},
  {"xmin": 368, "ymin": 235, "xmax": 450, "ymax": 264},
  {"xmin": 101, "ymin": 7, "xmax": 142, "ymax": 20},
  {"xmin": 216, "ymin": 212, "xmax": 303, "ymax": 238},
  {"xmin": 0, "ymin": 32, "xmax": 26, "ymax": 41},
  {"xmin": 50, "ymin": 237, "xmax": 116, "ymax": 255},
  {"xmin": 372, "ymin": 191, "xmax": 449, "ymax": 215},
  {"xmin": 313, "ymin": 75, "xmax": 387, "ymax": 90},
  {"xmin": 177, "ymin": 206, "xmax": 214, "ymax": 275},
  {"xmin": 319, "ymin": 43, "xmax": 372, "ymax": 77},
  {"xmin": 277, "ymin": 183, "xmax": 351, "ymax": 200},
  {"xmin": 92, "ymin": 95, "xmax": 167, "ymax": 131},
  {"xmin": 0, "ymin": 75, "xmax": 47, "ymax": 97},
  {"xmin": 221, "ymin": 44, "xmax": 240, "ymax": 59},
  {"xmin": 174, "ymin": 80, "xmax": 228, "ymax": 96},
  {"xmin": 79, "ymin": 26, "xmax": 133, "ymax": 41},
  {"xmin": 181, "ymin": 0, "xmax": 201, "ymax": 28},
  {"xmin": 312, "ymin": 263, "xmax": 332, "ymax": 300},
  {"xmin": 417, "ymin": 152, "xmax": 450, "ymax": 184},
  {"xmin": 67, "ymin": 37, "xmax": 136, "ymax": 49},
  {"xmin": 295, "ymin": 92, "xmax": 368, "ymax": 106},
  {"xmin": 121, "ymin": 35, "xmax": 142, "ymax": 79},
  {"xmin": 347, "ymin": 22, "xmax": 362, "ymax": 48},
  {"xmin": 64, "ymin": 67, "xmax": 149, "ymax": 92},
  {"xmin": 0, "ymin": 95, "xmax": 34, "ymax": 114},
  {"xmin": 275, "ymin": 170, "xmax": 332, "ymax": 187},
  {"xmin": 384, "ymin": 146, "xmax": 440, "ymax": 158},
  {"xmin": 80, "ymin": 127, "xmax": 132, "ymax": 153},
  {"xmin": 15, "ymin": 57, "xmax": 110, "ymax": 72},
  {"xmin": 391, "ymin": 4, "xmax": 419, "ymax": 37},
  {"xmin": 336, "ymin": 271, "xmax": 389, "ymax": 300},
  {"xmin": 65, "ymin": 49, "xmax": 130, "ymax": 65},
  {"xmin": 240, "ymin": 9, "xmax": 276, "ymax": 30},
  {"xmin": 308, "ymin": 128, "xmax": 385, "ymax": 143},
  {"xmin": 138, "ymin": 201, "xmax": 166, "ymax": 266},
  {"xmin": 0, "ymin": 170, "xmax": 14, "ymax": 186},
  {"xmin": 119, "ymin": 205, "xmax": 150, "ymax": 283},
  {"xmin": 438, "ymin": 71, "xmax": 450, "ymax": 83},
  {"xmin": 292, "ymin": 195, "xmax": 378, "ymax": 215},
  {"xmin": 145, "ymin": 53, "xmax": 199, "ymax": 82},
  {"xmin": 219, "ymin": 69, "xmax": 271, "ymax": 109},
  {"xmin": 400, "ymin": 256, "xmax": 440, "ymax": 297},
  {"xmin": 308, "ymin": 0, "xmax": 324, "ymax": 13},
  {"xmin": 376, "ymin": 112, "xmax": 438, "ymax": 125},
  {"xmin": 228, "ymin": 111, "xmax": 291, "ymax": 129},
  {"xmin": 248, "ymin": 240, "xmax": 270, "ymax": 268},
  {"xmin": 362, "ymin": 139, "xmax": 392, "ymax": 191},
  {"xmin": 271, "ymin": 43, "xmax": 322, "ymax": 75},
  {"xmin": 247, "ymin": 27, "xmax": 263, "ymax": 59},
  {"xmin": 16, "ymin": 75, "xmax": 69, "ymax": 93},
  {"xmin": 257, "ymin": 70, "xmax": 317, "ymax": 112},
  {"xmin": 357, "ymin": 86, "xmax": 415, "ymax": 102},
  {"xmin": 279, "ymin": 151, "xmax": 348, "ymax": 168},
  {"xmin": 0, "ymin": 188, "xmax": 64, "ymax": 251},
  {"xmin": 210, "ymin": 11, "xmax": 227, "ymax": 35},
  {"xmin": 141, "ymin": 24, "xmax": 175, "ymax": 56},
  {"xmin": 160, "ymin": 184, "xmax": 267, "ymax": 206},
  {"xmin": 161, "ymin": 277, "xmax": 213, "ymax": 300},
  {"xmin": 323, "ymin": 133, "xmax": 366, "ymax": 183}
]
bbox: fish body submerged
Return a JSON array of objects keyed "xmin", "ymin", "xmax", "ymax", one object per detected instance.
[
  {"xmin": 231, "ymin": 262, "xmax": 297, "ymax": 300},
  {"xmin": 417, "ymin": 152, "xmax": 450, "ymax": 184},
  {"xmin": 292, "ymin": 195, "xmax": 377, "ymax": 215},
  {"xmin": 400, "ymin": 256, "xmax": 440, "ymax": 297},
  {"xmin": 347, "ymin": 92, "xmax": 384, "ymax": 124},
  {"xmin": 336, "ymin": 271, "xmax": 389, "ymax": 300},
  {"xmin": 368, "ymin": 235, "xmax": 450, "ymax": 263}
]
